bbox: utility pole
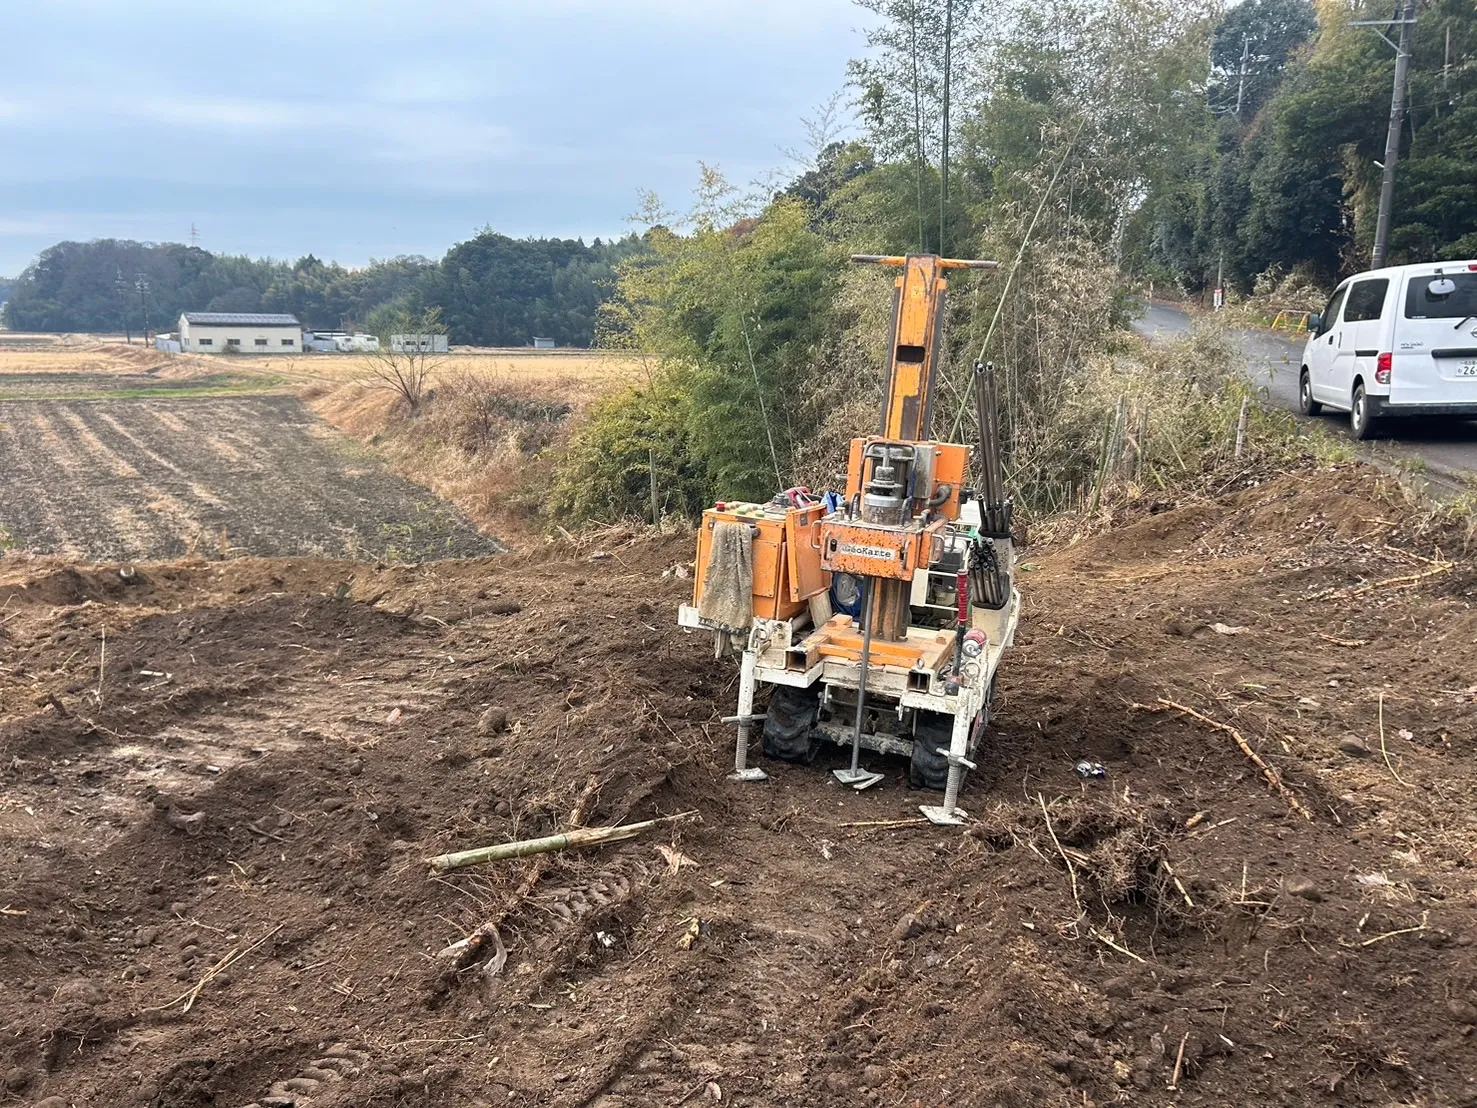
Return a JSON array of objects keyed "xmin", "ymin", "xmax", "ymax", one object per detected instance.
[
  {"xmin": 135, "ymin": 275, "xmax": 150, "ymax": 344},
  {"xmin": 1234, "ymin": 33, "xmax": 1251, "ymax": 116},
  {"xmin": 115, "ymin": 267, "xmax": 131, "ymax": 344},
  {"xmin": 189, "ymin": 223, "xmax": 200, "ymax": 248},
  {"xmin": 1356, "ymin": 0, "xmax": 1418, "ymax": 269}
]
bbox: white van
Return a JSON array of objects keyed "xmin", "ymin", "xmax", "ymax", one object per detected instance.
[{"xmin": 1299, "ymin": 261, "xmax": 1477, "ymax": 439}]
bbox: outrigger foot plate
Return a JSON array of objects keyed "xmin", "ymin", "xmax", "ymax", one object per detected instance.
[
  {"xmin": 919, "ymin": 804, "xmax": 968, "ymax": 826},
  {"xmin": 834, "ymin": 768, "xmax": 885, "ymax": 790},
  {"xmin": 728, "ymin": 767, "xmax": 769, "ymax": 782}
]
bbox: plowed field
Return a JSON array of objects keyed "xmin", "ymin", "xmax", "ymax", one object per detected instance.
[
  {"xmin": 3, "ymin": 465, "xmax": 1475, "ymax": 1107},
  {"xmin": 0, "ymin": 395, "xmax": 498, "ymax": 562}
]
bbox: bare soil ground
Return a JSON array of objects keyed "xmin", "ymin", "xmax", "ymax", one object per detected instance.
[
  {"xmin": 2, "ymin": 463, "xmax": 1475, "ymax": 1107},
  {"xmin": 0, "ymin": 395, "xmax": 498, "ymax": 562}
]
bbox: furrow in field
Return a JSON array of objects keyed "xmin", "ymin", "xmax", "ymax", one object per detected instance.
[
  {"xmin": 211, "ymin": 407, "xmax": 303, "ymax": 472},
  {"xmin": 137, "ymin": 488, "xmax": 217, "ymax": 558},
  {"xmin": 81, "ymin": 402, "xmax": 235, "ymax": 536},
  {"xmin": 87, "ymin": 406, "xmax": 190, "ymax": 476},
  {"xmin": 53, "ymin": 406, "xmax": 143, "ymax": 478},
  {"xmin": 29, "ymin": 402, "xmax": 186, "ymax": 560},
  {"xmin": 34, "ymin": 404, "xmax": 161, "ymax": 560},
  {"xmin": 23, "ymin": 409, "xmax": 87, "ymax": 478},
  {"xmin": 0, "ymin": 393, "xmax": 498, "ymax": 562},
  {"xmin": 148, "ymin": 401, "xmax": 271, "ymax": 473},
  {"xmin": 0, "ymin": 403, "xmax": 82, "ymax": 556},
  {"xmin": 148, "ymin": 399, "xmax": 293, "ymax": 552},
  {"xmin": 139, "ymin": 407, "xmax": 191, "ymax": 435}
]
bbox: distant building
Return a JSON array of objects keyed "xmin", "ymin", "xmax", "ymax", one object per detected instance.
[
  {"xmin": 333, "ymin": 333, "xmax": 381, "ymax": 353},
  {"xmin": 533, "ymin": 336, "xmax": 555, "ymax": 350},
  {"xmin": 391, "ymin": 333, "xmax": 449, "ymax": 354},
  {"xmin": 303, "ymin": 330, "xmax": 347, "ymax": 353},
  {"xmin": 179, "ymin": 312, "xmax": 301, "ymax": 353}
]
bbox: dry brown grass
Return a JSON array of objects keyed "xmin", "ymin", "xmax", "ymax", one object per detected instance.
[
  {"xmin": 309, "ymin": 371, "xmax": 613, "ymax": 546},
  {"xmin": 235, "ymin": 349, "xmax": 652, "ymax": 386},
  {"xmin": 0, "ymin": 343, "xmax": 649, "ymax": 403},
  {"xmin": 0, "ymin": 346, "xmax": 177, "ymax": 376}
]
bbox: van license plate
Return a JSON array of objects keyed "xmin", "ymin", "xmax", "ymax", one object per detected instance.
[{"xmin": 1459, "ymin": 362, "xmax": 1477, "ymax": 377}]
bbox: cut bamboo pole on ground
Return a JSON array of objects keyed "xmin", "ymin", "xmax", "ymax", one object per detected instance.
[
  {"xmin": 1307, "ymin": 562, "xmax": 1452, "ymax": 601},
  {"xmin": 426, "ymin": 811, "xmax": 698, "ymax": 874},
  {"xmin": 1132, "ymin": 698, "xmax": 1312, "ymax": 821}
]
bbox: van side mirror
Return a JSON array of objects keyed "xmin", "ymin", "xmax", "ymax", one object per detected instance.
[{"xmin": 1307, "ymin": 313, "xmax": 1322, "ymax": 334}]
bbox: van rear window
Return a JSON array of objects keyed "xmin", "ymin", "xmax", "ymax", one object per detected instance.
[{"xmin": 1405, "ymin": 272, "xmax": 1477, "ymax": 319}]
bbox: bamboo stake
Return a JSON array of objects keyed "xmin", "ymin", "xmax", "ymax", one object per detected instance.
[
  {"xmin": 648, "ymin": 447, "xmax": 660, "ymax": 525},
  {"xmin": 1161, "ymin": 858, "xmax": 1195, "ymax": 908},
  {"xmin": 1233, "ymin": 395, "xmax": 1250, "ymax": 458},
  {"xmin": 1168, "ymin": 1031, "xmax": 1189, "ymax": 1090},
  {"xmin": 1132, "ymin": 699, "xmax": 1312, "ymax": 821},
  {"xmin": 1091, "ymin": 928, "xmax": 1145, "ymax": 963},
  {"xmin": 1358, "ymin": 911, "xmax": 1428, "ymax": 947},
  {"xmin": 426, "ymin": 811, "xmax": 698, "ymax": 874},
  {"xmin": 1038, "ymin": 793, "xmax": 1083, "ymax": 919},
  {"xmin": 1377, "ymin": 692, "xmax": 1412, "ymax": 788}
]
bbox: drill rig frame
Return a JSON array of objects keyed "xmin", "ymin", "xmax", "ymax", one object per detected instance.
[{"xmin": 678, "ymin": 253, "xmax": 1020, "ymax": 825}]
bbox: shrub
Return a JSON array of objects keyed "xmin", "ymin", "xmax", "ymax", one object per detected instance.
[
  {"xmin": 549, "ymin": 378, "xmax": 712, "ymax": 523},
  {"xmin": 411, "ymin": 373, "xmax": 572, "ymax": 457}
]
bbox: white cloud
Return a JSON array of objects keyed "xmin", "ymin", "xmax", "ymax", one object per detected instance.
[
  {"xmin": 124, "ymin": 96, "xmax": 327, "ymax": 130},
  {"xmin": 0, "ymin": 0, "xmax": 869, "ymax": 271}
]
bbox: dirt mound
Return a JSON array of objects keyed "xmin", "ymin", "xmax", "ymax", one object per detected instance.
[{"xmin": 2, "ymin": 467, "xmax": 1476, "ymax": 1106}]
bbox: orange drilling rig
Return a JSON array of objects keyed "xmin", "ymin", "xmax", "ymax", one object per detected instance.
[{"xmin": 678, "ymin": 253, "xmax": 1019, "ymax": 824}]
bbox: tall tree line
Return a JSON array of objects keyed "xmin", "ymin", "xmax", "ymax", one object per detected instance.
[
  {"xmin": 844, "ymin": 0, "xmax": 1475, "ymax": 294},
  {"xmin": 1, "ymin": 231, "xmax": 647, "ymax": 346},
  {"xmin": 1128, "ymin": 0, "xmax": 1477, "ymax": 295},
  {"xmin": 558, "ymin": 0, "xmax": 1477, "ymax": 520}
]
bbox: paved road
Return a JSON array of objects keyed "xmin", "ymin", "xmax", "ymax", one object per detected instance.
[{"xmin": 1133, "ymin": 302, "xmax": 1477, "ymax": 487}]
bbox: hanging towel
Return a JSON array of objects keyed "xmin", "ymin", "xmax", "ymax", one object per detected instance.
[{"xmin": 698, "ymin": 522, "xmax": 754, "ymax": 631}]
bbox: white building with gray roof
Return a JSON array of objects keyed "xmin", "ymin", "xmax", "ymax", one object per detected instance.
[{"xmin": 179, "ymin": 312, "xmax": 302, "ymax": 354}]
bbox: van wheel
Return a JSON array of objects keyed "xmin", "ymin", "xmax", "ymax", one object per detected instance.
[
  {"xmin": 1351, "ymin": 383, "xmax": 1376, "ymax": 441},
  {"xmin": 1299, "ymin": 370, "xmax": 1322, "ymax": 416}
]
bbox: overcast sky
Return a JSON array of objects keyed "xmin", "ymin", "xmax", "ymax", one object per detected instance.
[{"xmin": 0, "ymin": 0, "xmax": 870, "ymax": 276}]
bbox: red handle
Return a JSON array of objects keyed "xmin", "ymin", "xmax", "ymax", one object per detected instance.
[{"xmin": 956, "ymin": 572, "xmax": 968, "ymax": 624}]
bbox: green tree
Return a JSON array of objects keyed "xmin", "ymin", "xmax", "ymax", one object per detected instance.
[
  {"xmin": 564, "ymin": 169, "xmax": 841, "ymax": 516},
  {"xmin": 1209, "ymin": 0, "xmax": 1319, "ymax": 119}
]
